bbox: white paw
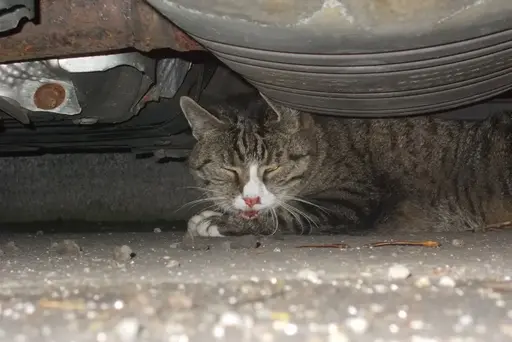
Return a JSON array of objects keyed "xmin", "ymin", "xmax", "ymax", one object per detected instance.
[{"xmin": 187, "ymin": 210, "xmax": 224, "ymax": 237}]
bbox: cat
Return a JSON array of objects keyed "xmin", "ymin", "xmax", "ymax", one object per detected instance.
[{"xmin": 179, "ymin": 93, "xmax": 512, "ymax": 237}]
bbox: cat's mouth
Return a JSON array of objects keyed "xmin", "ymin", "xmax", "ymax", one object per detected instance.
[{"xmin": 240, "ymin": 210, "xmax": 259, "ymax": 220}]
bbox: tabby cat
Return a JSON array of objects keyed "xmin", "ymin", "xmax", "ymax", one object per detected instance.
[{"xmin": 180, "ymin": 94, "xmax": 512, "ymax": 237}]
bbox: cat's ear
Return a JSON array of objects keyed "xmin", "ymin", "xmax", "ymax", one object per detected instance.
[
  {"xmin": 180, "ymin": 96, "xmax": 225, "ymax": 140},
  {"xmin": 260, "ymin": 92, "xmax": 300, "ymax": 133}
]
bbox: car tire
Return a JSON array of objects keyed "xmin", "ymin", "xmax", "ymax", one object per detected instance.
[{"xmin": 148, "ymin": 0, "xmax": 512, "ymax": 117}]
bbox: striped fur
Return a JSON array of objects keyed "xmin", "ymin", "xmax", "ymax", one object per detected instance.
[{"xmin": 180, "ymin": 94, "xmax": 512, "ymax": 236}]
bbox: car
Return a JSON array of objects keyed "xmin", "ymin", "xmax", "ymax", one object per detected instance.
[{"xmin": 0, "ymin": 0, "xmax": 511, "ymax": 155}]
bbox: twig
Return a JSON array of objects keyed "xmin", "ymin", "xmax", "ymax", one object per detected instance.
[
  {"xmin": 483, "ymin": 221, "xmax": 512, "ymax": 231},
  {"xmin": 38, "ymin": 298, "xmax": 86, "ymax": 311},
  {"xmin": 365, "ymin": 240, "xmax": 440, "ymax": 248}
]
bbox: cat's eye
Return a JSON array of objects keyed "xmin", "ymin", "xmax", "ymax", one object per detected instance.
[
  {"xmin": 222, "ymin": 167, "xmax": 239, "ymax": 176},
  {"xmin": 264, "ymin": 165, "xmax": 280, "ymax": 174}
]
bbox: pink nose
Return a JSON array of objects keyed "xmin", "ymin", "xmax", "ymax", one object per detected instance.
[{"xmin": 243, "ymin": 196, "xmax": 261, "ymax": 208}]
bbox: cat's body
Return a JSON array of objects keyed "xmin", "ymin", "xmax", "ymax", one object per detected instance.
[{"xmin": 180, "ymin": 94, "xmax": 512, "ymax": 237}]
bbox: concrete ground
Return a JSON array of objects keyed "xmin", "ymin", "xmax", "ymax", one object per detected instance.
[
  {"xmin": 1, "ymin": 154, "xmax": 512, "ymax": 342},
  {"xmin": 1, "ymin": 225, "xmax": 512, "ymax": 342}
]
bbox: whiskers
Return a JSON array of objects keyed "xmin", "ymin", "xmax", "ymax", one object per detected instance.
[
  {"xmin": 269, "ymin": 208, "xmax": 279, "ymax": 236},
  {"xmin": 174, "ymin": 186, "xmax": 228, "ymax": 214},
  {"xmin": 268, "ymin": 194, "xmax": 330, "ymax": 234},
  {"xmin": 173, "ymin": 197, "xmax": 225, "ymax": 214},
  {"xmin": 275, "ymin": 199, "xmax": 318, "ymax": 235},
  {"xmin": 282, "ymin": 195, "xmax": 331, "ymax": 214}
]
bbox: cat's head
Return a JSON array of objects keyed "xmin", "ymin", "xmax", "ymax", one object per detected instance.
[{"xmin": 180, "ymin": 94, "xmax": 317, "ymax": 221}]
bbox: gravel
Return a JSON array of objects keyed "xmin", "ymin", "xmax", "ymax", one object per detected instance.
[
  {"xmin": 1, "ymin": 225, "xmax": 512, "ymax": 341},
  {"xmin": 50, "ymin": 239, "xmax": 82, "ymax": 256}
]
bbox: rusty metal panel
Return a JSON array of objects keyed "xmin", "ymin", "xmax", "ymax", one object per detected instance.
[{"xmin": 0, "ymin": 0, "xmax": 202, "ymax": 63}]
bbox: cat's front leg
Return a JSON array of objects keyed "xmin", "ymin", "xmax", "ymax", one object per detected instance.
[
  {"xmin": 187, "ymin": 210, "xmax": 272, "ymax": 237},
  {"xmin": 187, "ymin": 210, "xmax": 226, "ymax": 237}
]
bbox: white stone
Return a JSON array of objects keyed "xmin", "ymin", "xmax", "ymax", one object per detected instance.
[
  {"xmin": 297, "ymin": 269, "xmax": 321, "ymax": 284},
  {"xmin": 388, "ymin": 264, "xmax": 411, "ymax": 280},
  {"xmin": 414, "ymin": 276, "xmax": 432, "ymax": 288},
  {"xmin": 438, "ymin": 276, "xmax": 456, "ymax": 288},
  {"xmin": 115, "ymin": 318, "xmax": 140, "ymax": 342},
  {"xmin": 345, "ymin": 317, "xmax": 369, "ymax": 334}
]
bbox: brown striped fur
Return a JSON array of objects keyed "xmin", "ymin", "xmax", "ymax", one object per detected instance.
[{"xmin": 180, "ymin": 94, "xmax": 512, "ymax": 236}]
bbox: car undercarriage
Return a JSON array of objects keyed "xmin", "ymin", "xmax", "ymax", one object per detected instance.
[{"xmin": 0, "ymin": 0, "xmax": 512, "ymax": 155}]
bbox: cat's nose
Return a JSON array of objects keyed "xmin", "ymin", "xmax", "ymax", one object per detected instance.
[{"xmin": 243, "ymin": 196, "xmax": 261, "ymax": 208}]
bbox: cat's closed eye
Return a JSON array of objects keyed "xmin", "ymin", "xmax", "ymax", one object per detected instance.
[
  {"xmin": 263, "ymin": 165, "xmax": 280, "ymax": 181},
  {"xmin": 264, "ymin": 165, "xmax": 280, "ymax": 174},
  {"xmin": 221, "ymin": 166, "xmax": 238, "ymax": 174}
]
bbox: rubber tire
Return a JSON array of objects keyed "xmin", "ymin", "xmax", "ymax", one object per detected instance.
[{"xmin": 148, "ymin": 0, "xmax": 512, "ymax": 117}]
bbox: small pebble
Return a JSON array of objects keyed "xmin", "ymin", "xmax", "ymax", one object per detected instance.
[
  {"xmin": 297, "ymin": 269, "xmax": 321, "ymax": 284},
  {"xmin": 438, "ymin": 276, "xmax": 456, "ymax": 288},
  {"xmin": 153, "ymin": 228, "xmax": 162, "ymax": 233},
  {"xmin": 36, "ymin": 230, "xmax": 44, "ymax": 236},
  {"xmin": 273, "ymin": 247, "xmax": 282, "ymax": 252},
  {"xmin": 345, "ymin": 317, "xmax": 369, "ymax": 334},
  {"xmin": 51, "ymin": 240, "xmax": 82, "ymax": 256},
  {"xmin": 114, "ymin": 300, "xmax": 124, "ymax": 310},
  {"xmin": 169, "ymin": 242, "xmax": 180, "ymax": 249},
  {"xmin": 283, "ymin": 323, "xmax": 298, "ymax": 336},
  {"xmin": 114, "ymin": 317, "xmax": 141, "ymax": 342},
  {"xmin": 410, "ymin": 320, "xmax": 426, "ymax": 330},
  {"xmin": 374, "ymin": 284, "xmax": 388, "ymax": 293},
  {"xmin": 97, "ymin": 332, "xmax": 107, "ymax": 342},
  {"xmin": 113, "ymin": 245, "xmax": 136, "ymax": 262},
  {"xmin": 388, "ymin": 264, "xmax": 411, "ymax": 280},
  {"xmin": 166, "ymin": 260, "xmax": 180, "ymax": 268},
  {"xmin": 459, "ymin": 314, "xmax": 473, "ymax": 326},
  {"xmin": 370, "ymin": 303, "xmax": 384, "ymax": 313},
  {"xmin": 220, "ymin": 311, "xmax": 243, "ymax": 326},
  {"xmin": 414, "ymin": 276, "xmax": 432, "ymax": 288},
  {"xmin": 389, "ymin": 323, "xmax": 400, "ymax": 333},
  {"xmin": 328, "ymin": 330, "xmax": 349, "ymax": 342},
  {"xmin": 451, "ymin": 239, "xmax": 465, "ymax": 247}
]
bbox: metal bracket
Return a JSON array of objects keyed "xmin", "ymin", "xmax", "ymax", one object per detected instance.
[
  {"xmin": 0, "ymin": 51, "xmax": 191, "ymax": 123},
  {"xmin": 0, "ymin": 0, "xmax": 35, "ymax": 32},
  {"xmin": 0, "ymin": 60, "xmax": 81, "ymax": 116}
]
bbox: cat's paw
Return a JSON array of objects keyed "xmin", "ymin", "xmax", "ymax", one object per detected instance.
[{"xmin": 187, "ymin": 210, "xmax": 225, "ymax": 237}]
